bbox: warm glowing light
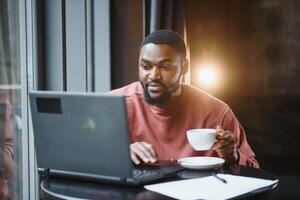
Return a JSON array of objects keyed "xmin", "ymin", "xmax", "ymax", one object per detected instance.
[{"xmin": 198, "ymin": 64, "xmax": 218, "ymax": 87}]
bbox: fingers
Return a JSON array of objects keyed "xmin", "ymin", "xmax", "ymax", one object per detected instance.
[
  {"xmin": 212, "ymin": 129, "xmax": 237, "ymax": 163},
  {"xmin": 130, "ymin": 150, "xmax": 141, "ymax": 165},
  {"xmin": 215, "ymin": 130, "xmax": 234, "ymax": 140},
  {"xmin": 212, "ymin": 137, "xmax": 234, "ymax": 150},
  {"xmin": 130, "ymin": 142, "xmax": 157, "ymax": 165},
  {"xmin": 136, "ymin": 142, "xmax": 156, "ymax": 161},
  {"xmin": 212, "ymin": 140, "xmax": 235, "ymax": 157},
  {"xmin": 142, "ymin": 142, "xmax": 157, "ymax": 158}
]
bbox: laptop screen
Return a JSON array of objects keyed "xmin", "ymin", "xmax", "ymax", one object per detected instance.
[{"xmin": 30, "ymin": 92, "xmax": 134, "ymax": 179}]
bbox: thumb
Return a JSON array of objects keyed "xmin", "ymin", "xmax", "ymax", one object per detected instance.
[
  {"xmin": 216, "ymin": 125, "xmax": 224, "ymax": 140},
  {"xmin": 216, "ymin": 125, "xmax": 224, "ymax": 132}
]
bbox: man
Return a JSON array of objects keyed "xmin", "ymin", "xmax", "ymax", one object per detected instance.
[
  {"xmin": 110, "ymin": 30, "xmax": 259, "ymax": 168},
  {"xmin": 0, "ymin": 96, "xmax": 14, "ymax": 199}
]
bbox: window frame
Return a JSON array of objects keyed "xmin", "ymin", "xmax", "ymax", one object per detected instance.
[{"xmin": 19, "ymin": 0, "xmax": 38, "ymax": 199}]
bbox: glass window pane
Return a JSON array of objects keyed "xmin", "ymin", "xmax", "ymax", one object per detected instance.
[{"xmin": 0, "ymin": 0, "xmax": 22, "ymax": 199}]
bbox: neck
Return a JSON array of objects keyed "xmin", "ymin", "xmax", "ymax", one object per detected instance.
[{"xmin": 168, "ymin": 84, "xmax": 183, "ymax": 104}]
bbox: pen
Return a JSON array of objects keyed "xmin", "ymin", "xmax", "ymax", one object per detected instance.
[{"xmin": 212, "ymin": 173, "xmax": 227, "ymax": 184}]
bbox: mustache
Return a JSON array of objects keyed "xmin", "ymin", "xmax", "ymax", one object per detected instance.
[{"xmin": 145, "ymin": 81, "xmax": 166, "ymax": 88}]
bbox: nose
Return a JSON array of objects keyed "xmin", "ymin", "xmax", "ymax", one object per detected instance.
[{"xmin": 149, "ymin": 66, "xmax": 162, "ymax": 81}]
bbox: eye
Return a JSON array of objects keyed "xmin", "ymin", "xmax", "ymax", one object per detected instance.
[
  {"xmin": 141, "ymin": 65, "xmax": 151, "ymax": 70},
  {"xmin": 163, "ymin": 66, "xmax": 170, "ymax": 70},
  {"xmin": 162, "ymin": 65, "xmax": 173, "ymax": 71}
]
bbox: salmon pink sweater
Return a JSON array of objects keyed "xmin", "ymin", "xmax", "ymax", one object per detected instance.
[{"xmin": 110, "ymin": 82, "xmax": 259, "ymax": 168}]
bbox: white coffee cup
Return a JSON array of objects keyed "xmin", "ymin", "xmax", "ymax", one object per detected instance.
[{"xmin": 186, "ymin": 128, "xmax": 217, "ymax": 151}]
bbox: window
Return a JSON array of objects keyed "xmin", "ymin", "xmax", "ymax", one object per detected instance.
[{"xmin": 0, "ymin": 0, "xmax": 23, "ymax": 199}]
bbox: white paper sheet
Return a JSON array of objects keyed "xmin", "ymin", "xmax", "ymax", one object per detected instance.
[{"xmin": 144, "ymin": 174, "xmax": 278, "ymax": 200}]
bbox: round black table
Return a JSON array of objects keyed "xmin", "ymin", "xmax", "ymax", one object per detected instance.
[{"xmin": 40, "ymin": 165, "xmax": 279, "ymax": 200}]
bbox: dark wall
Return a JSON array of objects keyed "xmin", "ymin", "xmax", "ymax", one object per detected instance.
[
  {"xmin": 110, "ymin": 0, "xmax": 143, "ymax": 89},
  {"xmin": 187, "ymin": 0, "xmax": 300, "ymax": 174},
  {"xmin": 187, "ymin": 0, "xmax": 300, "ymax": 95}
]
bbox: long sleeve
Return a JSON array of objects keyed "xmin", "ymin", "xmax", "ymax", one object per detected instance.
[{"xmin": 221, "ymin": 107, "xmax": 260, "ymax": 168}]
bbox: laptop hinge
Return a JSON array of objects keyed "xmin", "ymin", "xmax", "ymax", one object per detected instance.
[
  {"xmin": 47, "ymin": 169, "xmax": 128, "ymax": 185},
  {"xmin": 38, "ymin": 168, "xmax": 50, "ymax": 178}
]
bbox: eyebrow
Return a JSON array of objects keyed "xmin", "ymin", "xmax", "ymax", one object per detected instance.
[{"xmin": 140, "ymin": 58, "xmax": 173, "ymax": 64}]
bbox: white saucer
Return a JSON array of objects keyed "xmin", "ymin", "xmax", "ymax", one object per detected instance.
[{"xmin": 178, "ymin": 156, "xmax": 225, "ymax": 170}]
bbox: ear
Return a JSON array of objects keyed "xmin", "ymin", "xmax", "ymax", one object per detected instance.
[{"xmin": 181, "ymin": 59, "xmax": 189, "ymax": 75}]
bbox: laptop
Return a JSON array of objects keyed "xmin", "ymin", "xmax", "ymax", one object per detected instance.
[{"xmin": 29, "ymin": 91, "xmax": 182, "ymax": 186}]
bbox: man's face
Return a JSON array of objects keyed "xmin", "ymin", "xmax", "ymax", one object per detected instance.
[{"xmin": 138, "ymin": 43, "xmax": 186, "ymax": 105}]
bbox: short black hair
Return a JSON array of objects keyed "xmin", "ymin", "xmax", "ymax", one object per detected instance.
[{"xmin": 141, "ymin": 30, "xmax": 186, "ymax": 58}]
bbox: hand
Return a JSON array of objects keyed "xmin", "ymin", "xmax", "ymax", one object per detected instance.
[
  {"xmin": 211, "ymin": 126, "xmax": 238, "ymax": 164},
  {"xmin": 130, "ymin": 142, "xmax": 158, "ymax": 165}
]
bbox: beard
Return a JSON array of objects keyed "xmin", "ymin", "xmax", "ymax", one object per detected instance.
[{"xmin": 140, "ymin": 81, "xmax": 172, "ymax": 106}]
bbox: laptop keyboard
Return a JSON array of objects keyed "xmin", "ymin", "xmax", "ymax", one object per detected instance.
[{"xmin": 132, "ymin": 169, "xmax": 161, "ymax": 181}]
